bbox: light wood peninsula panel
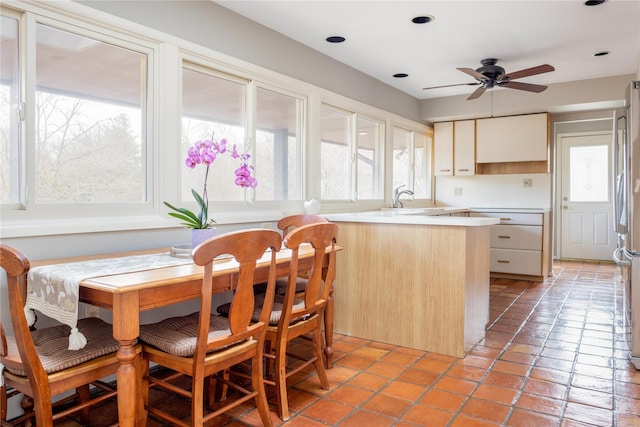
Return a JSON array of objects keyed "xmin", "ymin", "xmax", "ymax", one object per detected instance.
[{"xmin": 333, "ymin": 221, "xmax": 490, "ymax": 358}]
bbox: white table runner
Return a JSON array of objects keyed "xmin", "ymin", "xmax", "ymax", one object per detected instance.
[{"xmin": 26, "ymin": 252, "xmax": 194, "ymax": 350}]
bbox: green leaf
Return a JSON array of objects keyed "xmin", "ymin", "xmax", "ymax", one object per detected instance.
[{"xmin": 163, "ymin": 201, "xmax": 205, "ymax": 228}]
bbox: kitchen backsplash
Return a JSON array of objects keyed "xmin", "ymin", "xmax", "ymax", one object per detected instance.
[{"xmin": 435, "ymin": 174, "xmax": 551, "ymax": 209}]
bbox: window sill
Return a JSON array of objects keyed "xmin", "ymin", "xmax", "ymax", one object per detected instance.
[{"xmin": 0, "ymin": 210, "xmax": 293, "ymax": 238}]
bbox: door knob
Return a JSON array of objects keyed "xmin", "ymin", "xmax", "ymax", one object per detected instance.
[{"xmin": 563, "ymin": 205, "xmax": 568, "ymax": 210}]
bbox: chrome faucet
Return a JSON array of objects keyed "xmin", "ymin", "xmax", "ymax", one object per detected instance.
[{"xmin": 392, "ymin": 185, "xmax": 414, "ymax": 208}]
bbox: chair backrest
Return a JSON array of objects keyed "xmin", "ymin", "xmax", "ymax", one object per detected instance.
[
  {"xmin": 191, "ymin": 229, "xmax": 282, "ymax": 361},
  {"xmin": 279, "ymin": 222, "xmax": 338, "ymax": 326},
  {"xmin": 277, "ymin": 214, "xmax": 328, "ymax": 236},
  {"xmin": 0, "ymin": 244, "xmax": 49, "ymax": 397}
]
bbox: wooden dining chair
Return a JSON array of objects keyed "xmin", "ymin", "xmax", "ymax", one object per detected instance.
[
  {"xmin": 138, "ymin": 229, "xmax": 282, "ymax": 427},
  {"xmin": 273, "ymin": 214, "xmax": 329, "ymax": 296},
  {"xmin": 273, "ymin": 214, "xmax": 338, "ymax": 368},
  {"xmin": 262, "ymin": 222, "xmax": 338, "ymax": 421},
  {"xmin": 0, "ymin": 244, "xmax": 133, "ymax": 427}
]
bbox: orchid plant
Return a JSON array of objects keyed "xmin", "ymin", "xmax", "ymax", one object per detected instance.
[{"xmin": 164, "ymin": 136, "xmax": 257, "ymax": 229}]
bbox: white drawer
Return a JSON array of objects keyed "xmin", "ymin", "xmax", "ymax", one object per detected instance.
[
  {"xmin": 470, "ymin": 212, "xmax": 543, "ymax": 226},
  {"xmin": 490, "ymin": 225, "xmax": 542, "ymax": 250},
  {"xmin": 490, "ymin": 249, "xmax": 542, "ymax": 276}
]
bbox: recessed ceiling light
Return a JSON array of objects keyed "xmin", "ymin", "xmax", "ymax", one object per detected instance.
[
  {"xmin": 393, "ymin": 73, "xmax": 409, "ymax": 78},
  {"xmin": 412, "ymin": 15, "xmax": 434, "ymax": 24},
  {"xmin": 326, "ymin": 36, "xmax": 345, "ymax": 43},
  {"xmin": 584, "ymin": 0, "xmax": 606, "ymax": 5},
  {"xmin": 594, "ymin": 51, "xmax": 610, "ymax": 56}
]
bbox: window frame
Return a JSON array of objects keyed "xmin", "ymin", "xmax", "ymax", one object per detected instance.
[
  {"xmin": 1, "ymin": 6, "xmax": 159, "ymax": 230},
  {"xmin": 0, "ymin": 1, "xmax": 431, "ymax": 238}
]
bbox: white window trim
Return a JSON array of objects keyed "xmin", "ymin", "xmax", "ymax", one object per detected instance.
[{"xmin": 1, "ymin": 0, "xmax": 431, "ymax": 238}]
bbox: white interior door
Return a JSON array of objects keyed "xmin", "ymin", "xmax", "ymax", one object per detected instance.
[{"xmin": 559, "ymin": 132, "xmax": 616, "ymax": 260}]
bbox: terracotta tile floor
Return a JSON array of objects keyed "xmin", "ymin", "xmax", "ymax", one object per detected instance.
[{"xmin": 21, "ymin": 260, "xmax": 640, "ymax": 426}]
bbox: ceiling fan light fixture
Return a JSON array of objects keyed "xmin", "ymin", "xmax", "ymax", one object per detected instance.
[
  {"xmin": 326, "ymin": 36, "xmax": 345, "ymax": 43},
  {"xmin": 393, "ymin": 73, "xmax": 409, "ymax": 78},
  {"xmin": 412, "ymin": 15, "xmax": 434, "ymax": 24}
]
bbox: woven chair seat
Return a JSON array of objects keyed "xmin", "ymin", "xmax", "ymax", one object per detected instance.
[
  {"xmin": 275, "ymin": 277, "xmax": 308, "ymax": 295},
  {"xmin": 217, "ymin": 294, "xmax": 306, "ymax": 326},
  {"xmin": 3, "ymin": 317, "xmax": 119, "ymax": 376},
  {"xmin": 139, "ymin": 312, "xmax": 239, "ymax": 357}
]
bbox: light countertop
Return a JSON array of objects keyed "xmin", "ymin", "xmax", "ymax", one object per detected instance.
[{"xmin": 325, "ymin": 208, "xmax": 499, "ymax": 226}]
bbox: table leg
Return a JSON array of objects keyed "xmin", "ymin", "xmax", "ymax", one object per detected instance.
[
  {"xmin": 112, "ymin": 292, "xmax": 145, "ymax": 426},
  {"xmin": 116, "ymin": 340, "xmax": 142, "ymax": 426},
  {"xmin": 324, "ymin": 286, "xmax": 335, "ymax": 369}
]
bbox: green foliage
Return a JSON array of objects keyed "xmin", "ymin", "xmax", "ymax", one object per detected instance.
[{"xmin": 163, "ymin": 189, "xmax": 215, "ymax": 229}]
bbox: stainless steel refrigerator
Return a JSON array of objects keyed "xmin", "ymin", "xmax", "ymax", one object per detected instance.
[{"xmin": 613, "ymin": 80, "xmax": 640, "ymax": 370}]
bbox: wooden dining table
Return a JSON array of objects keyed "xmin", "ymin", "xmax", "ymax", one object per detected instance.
[{"xmin": 31, "ymin": 243, "xmax": 340, "ymax": 427}]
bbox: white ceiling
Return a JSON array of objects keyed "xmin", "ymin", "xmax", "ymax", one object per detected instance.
[{"xmin": 216, "ymin": 0, "xmax": 640, "ymax": 100}]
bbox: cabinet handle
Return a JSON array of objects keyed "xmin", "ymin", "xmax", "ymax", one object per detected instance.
[
  {"xmin": 497, "ymin": 235, "xmax": 511, "ymax": 239},
  {"xmin": 440, "ymin": 169, "xmax": 451, "ymax": 172},
  {"xmin": 457, "ymin": 168, "xmax": 469, "ymax": 172},
  {"xmin": 500, "ymin": 217, "xmax": 512, "ymax": 221},
  {"xmin": 497, "ymin": 260, "xmax": 510, "ymax": 263}
]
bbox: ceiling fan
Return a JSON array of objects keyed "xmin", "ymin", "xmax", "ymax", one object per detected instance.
[{"xmin": 423, "ymin": 58, "xmax": 555, "ymax": 100}]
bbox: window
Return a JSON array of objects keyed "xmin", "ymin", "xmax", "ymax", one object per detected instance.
[
  {"xmin": 320, "ymin": 106, "xmax": 351, "ymax": 200},
  {"xmin": 181, "ymin": 64, "xmax": 305, "ymax": 206},
  {"xmin": 1, "ymin": 3, "xmax": 429, "ymax": 237},
  {"xmin": 569, "ymin": 144, "xmax": 609, "ymax": 202},
  {"xmin": 413, "ymin": 132, "xmax": 430, "ymax": 199},
  {"xmin": 392, "ymin": 126, "xmax": 412, "ymax": 193},
  {"xmin": 181, "ymin": 65, "xmax": 247, "ymax": 203},
  {"xmin": 356, "ymin": 116, "xmax": 383, "ymax": 200},
  {"xmin": 35, "ymin": 23, "xmax": 147, "ymax": 204},
  {"xmin": 255, "ymin": 86, "xmax": 304, "ymax": 201},
  {"xmin": 1, "ymin": 8, "xmax": 151, "ymax": 219},
  {"xmin": 0, "ymin": 13, "xmax": 20, "ymax": 206},
  {"xmin": 320, "ymin": 104, "xmax": 384, "ymax": 201},
  {"xmin": 392, "ymin": 125, "xmax": 430, "ymax": 199}
]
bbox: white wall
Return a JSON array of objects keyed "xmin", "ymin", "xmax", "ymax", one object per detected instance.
[{"xmin": 435, "ymin": 174, "xmax": 552, "ymax": 209}]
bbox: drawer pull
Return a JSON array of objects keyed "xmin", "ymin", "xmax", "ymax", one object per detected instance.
[
  {"xmin": 458, "ymin": 168, "xmax": 469, "ymax": 172},
  {"xmin": 500, "ymin": 217, "xmax": 512, "ymax": 221},
  {"xmin": 497, "ymin": 235, "xmax": 511, "ymax": 239},
  {"xmin": 440, "ymin": 169, "xmax": 451, "ymax": 172},
  {"xmin": 497, "ymin": 260, "xmax": 510, "ymax": 263}
]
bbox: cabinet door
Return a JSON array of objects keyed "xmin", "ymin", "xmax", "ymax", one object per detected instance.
[
  {"xmin": 434, "ymin": 122, "xmax": 453, "ymax": 176},
  {"xmin": 476, "ymin": 113, "xmax": 548, "ymax": 163},
  {"xmin": 454, "ymin": 120, "xmax": 475, "ymax": 175}
]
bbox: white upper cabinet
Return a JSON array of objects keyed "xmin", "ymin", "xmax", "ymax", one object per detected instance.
[
  {"xmin": 434, "ymin": 120, "xmax": 475, "ymax": 176},
  {"xmin": 453, "ymin": 120, "xmax": 475, "ymax": 175},
  {"xmin": 476, "ymin": 113, "xmax": 549, "ymax": 163},
  {"xmin": 434, "ymin": 121, "xmax": 454, "ymax": 176}
]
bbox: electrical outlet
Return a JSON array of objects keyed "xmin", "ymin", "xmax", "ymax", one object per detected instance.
[
  {"xmin": 85, "ymin": 306, "xmax": 100, "ymax": 318},
  {"xmin": 523, "ymin": 178, "xmax": 533, "ymax": 188},
  {"xmin": 454, "ymin": 187, "xmax": 463, "ymax": 196}
]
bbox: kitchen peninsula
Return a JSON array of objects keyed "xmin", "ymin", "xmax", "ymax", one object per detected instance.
[{"xmin": 325, "ymin": 209, "xmax": 499, "ymax": 358}]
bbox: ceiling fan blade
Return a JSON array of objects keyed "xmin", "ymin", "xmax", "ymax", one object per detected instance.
[
  {"xmin": 423, "ymin": 82, "xmax": 480, "ymax": 90},
  {"xmin": 457, "ymin": 67, "xmax": 488, "ymax": 81},
  {"xmin": 500, "ymin": 64, "xmax": 554, "ymax": 81},
  {"xmin": 502, "ymin": 81, "xmax": 548, "ymax": 93},
  {"xmin": 467, "ymin": 86, "xmax": 486, "ymax": 100}
]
